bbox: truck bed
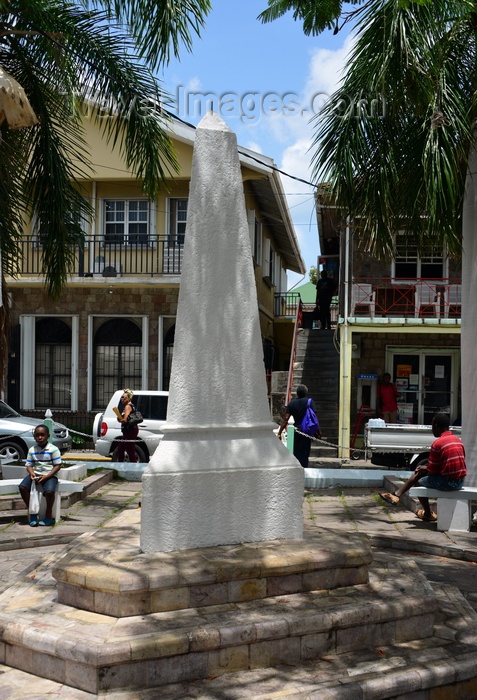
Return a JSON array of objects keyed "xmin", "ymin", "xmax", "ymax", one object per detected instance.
[{"xmin": 365, "ymin": 424, "xmax": 462, "ymax": 454}]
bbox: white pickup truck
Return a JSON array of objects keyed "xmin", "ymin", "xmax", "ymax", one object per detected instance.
[{"xmin": 365, "ymin": 422, "xmax": 462, "ymax": 469}]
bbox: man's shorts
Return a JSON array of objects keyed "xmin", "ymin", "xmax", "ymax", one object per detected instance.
[
  {"xmin": 419, "ymin": 474, "xmax": 465, "ymax": 491},
  {"xmin": 19, "ymin": 474, "xmax": 58, "ymax": 492}
]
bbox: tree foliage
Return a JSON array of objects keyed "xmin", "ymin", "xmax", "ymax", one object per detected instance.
[
  {"xmin": 309, "ymin": 265, "xmax": 318, "ymax": 285},
  {"xmin": 262, "ymin": 0, "xmax": 476, "ymax": 260},
  {"xmin": 94, "ymin": 0, "xmax": 211, "ymax": 68},
  {"xmin": 312, "ymin": 0, "xmax": 475, "ymax": 259},
  {"xmin": 258, "ymin": 0, "xmax": 364, "ymax": 36},
  {"xmin": 0, "ymin": 0, "xmax": 211, "ymax": 298}
]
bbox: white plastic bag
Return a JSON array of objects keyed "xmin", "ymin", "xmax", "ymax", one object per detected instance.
[{"xmin": 29, "ymin": 481, "xmax": 40, "ymax": 515}]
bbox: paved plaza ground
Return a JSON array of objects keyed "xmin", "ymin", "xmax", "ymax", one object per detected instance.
[{"xmin": 0, "ymin": 460, "xmax": 477, "ymax": 698}]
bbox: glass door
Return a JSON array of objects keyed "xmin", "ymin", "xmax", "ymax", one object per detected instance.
[
  {"xmin": 422, "ymin": 355, "xmax": 452, "ymax": 425},
  {"xmin": 391, "ymin": 350, "xmax": 457, "ymax": 424},
  {"xmin": 392, "ymin": 354, "xmax": 420, "ymax": 423}
]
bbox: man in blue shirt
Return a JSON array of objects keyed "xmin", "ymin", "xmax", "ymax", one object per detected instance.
[{"xmin": 18, "ymin": 424, "xmax": 61, "ymax": 527}]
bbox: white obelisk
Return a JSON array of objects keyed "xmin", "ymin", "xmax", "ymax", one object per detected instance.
[{"xmin": 141, "ymin": 112, "xmax": 303, "ymax": 553}]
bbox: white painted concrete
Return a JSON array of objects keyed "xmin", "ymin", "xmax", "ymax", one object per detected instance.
[
  {"xmin": 0, "ymin": 479, "xmax": 84, "ymax": 521},
  {"xmin": 304, "ymin": 468, "xmax": 413, "ymax": 488},
  {"xmin": 141, "ymin": 113, "xmax": 303, "ymax": 552},
  {"xmin": 1, "ymin": 462, "xmax": 88, "ymax": 481},
  {"xmin": 409, "ymin": 485, "xmax": 477, "ymax": 532}
]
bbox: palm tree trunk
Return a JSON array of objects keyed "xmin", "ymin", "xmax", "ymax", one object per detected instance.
[
  {"xmin": 460, "ymin": 142, "xmax": 477, "ymax": 485},
  {"xmin": 0, "ymin": 272, "xmax": 9, "ymax": 391}
]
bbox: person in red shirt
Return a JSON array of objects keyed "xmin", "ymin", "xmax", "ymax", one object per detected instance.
[
  {"xmin": 377, "ymin": 372, "xmax": 399, "ymax": 423},
  {"xmin": 379, "ymin": 412, "xmax": 466, "ymax": 521}
]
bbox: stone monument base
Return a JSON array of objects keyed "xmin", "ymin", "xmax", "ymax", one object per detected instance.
[
  {"xmin": 0, "ymin": 513, "xmax": 442, "ymax": 695},
  {"xmin": 2, "ymin": 507, "xmax": 475, "ymax": 697},
  {"xmin": 140, "ymin": 426, "xmax": 305, "ymax": 553},
  {"xmin": 141, "ymin": 464, "xmax": 304, "ymax": 553}
]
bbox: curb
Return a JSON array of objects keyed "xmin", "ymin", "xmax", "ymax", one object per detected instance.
[
  {"xmin": 62, "ymin": 452, "xmax": 111, "ymax": 461},
  {"xmin": 368, "ymin": 533, "xmax": 477, "ymax": 563}
]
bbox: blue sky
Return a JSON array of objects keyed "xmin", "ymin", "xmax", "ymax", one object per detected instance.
[{"xmin": 160, "ymin": 1, "xmax": 353, "ymax": 289}]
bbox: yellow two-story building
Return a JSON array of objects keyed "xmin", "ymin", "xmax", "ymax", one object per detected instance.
[{"xmin": 6, "ymin": 115, "xmax": 305, "ymax": 427}]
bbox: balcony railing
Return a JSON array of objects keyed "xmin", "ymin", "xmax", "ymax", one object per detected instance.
[
  {"xmin": 351, "ymin": 278, "xmax": 461, "ymax": 320},
  {"xmin": 274, "ymin": 292, "xmax": 339, "ymax": 326},
  {"xmin": 274, "ymin": 292, "xmax": 301, "ymax": 317},
  {"xmin": 13, "ymin": 235, "xmax": 185, "ymax": 277}
]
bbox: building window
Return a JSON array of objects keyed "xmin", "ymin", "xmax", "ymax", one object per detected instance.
[
  {"xmin": 262, "ymin": 238, "xmax": 276, "ymax": 285},
  {"xmin": 247, "ymin": 210, "xmax": 263, "ymax": 266},
  {"xmin": 393, "ymin": 233, "xmax": 446, "ymax": 279},
  {"xmin": 35, "ymin": 318, "xmax": 72, "ymax": 408},
  {"xmin": 33, "ymin": 201, "xmax": 89, "ymax": 247},
  {"xmin": 103, "ymin": 199, "xmax": 150, "ymax": 245},
  {"xmin": 162, "ymin": 199, "xmax": 187, "ymax": 273},
  {"xmin": 168, "ymin": 198, "xmax": 187, "ymax": 245},
  {"xmin": 93, "ymin": 318, "xmax": 142, "ymax": 408}
]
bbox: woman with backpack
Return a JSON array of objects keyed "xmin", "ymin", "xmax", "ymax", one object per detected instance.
[{"xmin": 277, "ymin": 384, "xmax": 321, "ymax": 468}]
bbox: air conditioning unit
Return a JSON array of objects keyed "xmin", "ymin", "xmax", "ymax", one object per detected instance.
[{"xmin": 93, "ymin": 262, "xmax": 122, "ymax": 277}]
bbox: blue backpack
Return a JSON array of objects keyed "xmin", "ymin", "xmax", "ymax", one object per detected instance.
[{"xmin": 300, "ymin": 399, "xmax": 320, "ymax": 435}]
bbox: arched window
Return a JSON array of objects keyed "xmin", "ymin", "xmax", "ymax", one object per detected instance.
[
  {"xmin": 163, "ymin": 324, "xmax": 175, "ymax": 391},
  {"xmin": 35, "ymin": 318, "xmax": 72, "ymax": 408},
  {"xmin": 93, "ymin": 319, "xmax": 142, "ymax": 408}
]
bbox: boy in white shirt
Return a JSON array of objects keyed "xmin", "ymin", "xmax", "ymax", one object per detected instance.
[{"xmin": 18, "ymin": 424, "xmax": 61, "ymax": 527}]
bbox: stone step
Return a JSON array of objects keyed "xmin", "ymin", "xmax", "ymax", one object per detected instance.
[
  {"xmin": 292, "ymin": 381, "xmax": 339, "ymax": 394},
  {"xmin": 294, "ymin": 356, "xmax": 339, "ymax": 368},
  {"xmin": 310, "ymin": 447, "xmax": 339, "ymax": 460},
  {"xmin": 155, "ymin": 579, "xmax": 477, "ymax": 699},
  {"xmin": 0, "ymin": 544, "xmax": 438, "ymax": 695},
  {"xmin": 53, "ymin": 528, "xmax": 372, "ymax": 617},
  {"xmin": 308, "ymin": 456, "xmax": 342, "ymax": 468}
]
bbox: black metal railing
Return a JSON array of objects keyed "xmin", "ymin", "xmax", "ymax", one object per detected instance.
[
  {"xmin": 274, "ymin": 292, "xmax": 301, "ymax": 318},
  {"xmin": 274, "ymin": 292, "xmax": 339, "ymax": 325},
  {"xmin": 15, "ymin": 235, "xmax": 185, "ymax": 277}
]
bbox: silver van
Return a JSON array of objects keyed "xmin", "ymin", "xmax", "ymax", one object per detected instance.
[
  {"xmin": 92, "ymin": 390, "xmax": 168, "ymax": 462},
  {"xmin": 0, "ymin": 399, "xmax": 72, "ymax": 461}
]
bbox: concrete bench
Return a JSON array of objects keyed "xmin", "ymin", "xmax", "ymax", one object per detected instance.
[
  {"xmin": 409, "ymin": 486, "xmax": 477, "ymax": 532},
  {"xmin": 0, "ymin": 479, "xmax": 84, "ymax": 522},
  {"xmin": 1, "ymin": 462, "xmax": 87, "ymax": 481}
]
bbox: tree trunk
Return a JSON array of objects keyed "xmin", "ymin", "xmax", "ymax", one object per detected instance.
[
  {"xmin": 0, "ymin": 273, "xmax": 9, "ymax": 391},
  {"xmin": 460, "ymin": 142, "xmax": 477, "ymax": 485}
]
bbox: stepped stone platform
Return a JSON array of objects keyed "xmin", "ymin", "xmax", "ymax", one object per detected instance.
[
  {"xmin": 0, "ymin": 508, "xmax": 442, "ymax": 695},
  {"xmin": 52, "ymin": 524, "xmax": 372, "ymax": 617}
]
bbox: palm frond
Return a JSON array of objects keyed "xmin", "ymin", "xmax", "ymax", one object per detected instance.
[
  {"xmin": 15, "ymin": 3, "xmax": 179, "ymax": 193},
  {"xmin": 258, "ymin": 0, "xmax": 366, "ymax": 35},
  {"xmin": 311, "ymin": 0, "xmax": 475, "ymax": 257},
  {"xmin": 89, "ymin": 0, "xmax": 212, "ymax": 68},
  {"xmin": 0, "ymin": 0, "xmax": 195, "ymax": 295}
]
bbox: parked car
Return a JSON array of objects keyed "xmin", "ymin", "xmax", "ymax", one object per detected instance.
[
  {"xmin": 93, "ymin": 390, "xmax": 169, "ymax": 462},
  {"xmin": 0, "ymin": 399, "xmax": 72, "ymax": 461}
]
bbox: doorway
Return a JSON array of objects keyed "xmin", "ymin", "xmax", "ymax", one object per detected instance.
[{"xmin": 390, "ymin": 349, "xmax": 459, "ymax": 425}]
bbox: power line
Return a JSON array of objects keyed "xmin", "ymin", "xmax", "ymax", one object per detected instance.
[{"xmin": 163, "ymin": 110, "xmax": 318, "ymax": 188}]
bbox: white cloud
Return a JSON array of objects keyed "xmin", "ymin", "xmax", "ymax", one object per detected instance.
[
  {"xmin": 305, "ymin": 34, "xmax": 354, "ymax": 98},
  {"xmin": 243, "ymin": 140, "xmax": 263, "ymax": 154},
  {"xmin": 186, "ymin": 77, "xmax": 202, "ymax": 92},
  {"xmin": 274, "ymin": 36, "xmax": 353, "ymax": 284},
  {"xmin": 175, "ymin": 35, "xmax": 353, "ymax": 284}
]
